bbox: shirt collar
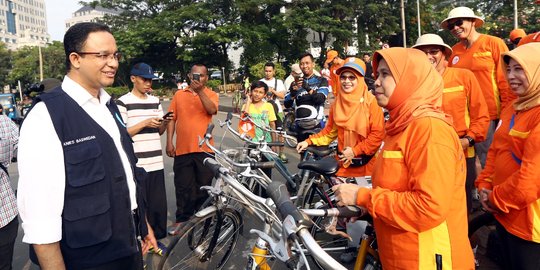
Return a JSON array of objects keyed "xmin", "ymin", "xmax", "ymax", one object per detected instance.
[{"xmin": 62, "ymin": 75, "xmax": 112, "ymax": 106}]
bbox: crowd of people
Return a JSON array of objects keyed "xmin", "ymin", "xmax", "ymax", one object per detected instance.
[{"xmin": 0, "ymin": 4, "xmax": 539, "ymax": 269}]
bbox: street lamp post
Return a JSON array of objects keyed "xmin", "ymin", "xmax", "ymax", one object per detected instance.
[
  {"xmin": 222, "ymin": 67, "xmax": 226, "ymax": 86},
  {"xmin": 514, "ymin": 0, "xmax": 518, "ymax": 29},
  {"xmin": 417, "ymin": 0, "xmax": 421, "ymax": 37},
  {"xmin": 401, "ymin": 0, "xmax": 407, "ymax": 47}
]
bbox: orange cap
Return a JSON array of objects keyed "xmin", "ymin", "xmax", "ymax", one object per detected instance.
[
  {"xmin": 325, "ymin": 50, "xmax": 338, "ymax": 64},
  {"xmin": 510, "ymin": 29, "xmax": 527, "ymax": 42}
]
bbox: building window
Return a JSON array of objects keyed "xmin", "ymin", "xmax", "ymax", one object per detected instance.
[{"xmin": 6, "ymin": 1, "xmax": 16, "ymax": 34}]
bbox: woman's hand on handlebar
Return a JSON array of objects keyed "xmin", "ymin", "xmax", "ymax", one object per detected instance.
[
  {"xmin": 296, "ymin": 141, "xmax": 309, "ymax": 153},
  {"xmin": 332, "ymin": 183, "xmax": 362, "ymax": 207}
]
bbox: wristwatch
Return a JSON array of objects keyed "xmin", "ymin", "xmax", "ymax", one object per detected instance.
[{"xmin": 464, "ymin": 135, "xmax": 475, "ymax": 146}]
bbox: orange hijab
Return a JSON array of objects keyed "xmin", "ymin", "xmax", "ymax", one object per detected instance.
[
  {"xmin": 502, "ymin": 43, "xmax": 540, "ymax": 112},
  {"xmin": 373, "ymin": 48, "xmax": 450, "ymax": 136},
  {"xmin": 333, "ymin": 68, "xmax": 372, "ymax": 148}
]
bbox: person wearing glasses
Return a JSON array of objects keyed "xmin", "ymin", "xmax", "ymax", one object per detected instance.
[
  {"xmin": 17, "ymin": 22, "xmax": 155, "ymax": 269},
  {"xmin": 332, "ymin": 48, "xmax": 474, "ymax": 269},
  {"xmin": 476, "ymin": 43, "xmax": 540, "ymax": 270},
  {"xmin": 412, "ymin": 34, "xmax": 490, "ymax": 214},
  {"xmin": 296, "ymin": 57, "xmax": 385, "ymax": 179},
  {"xmin": 442, "ymin": 7, "xmax": 513, "ymax": 170}
]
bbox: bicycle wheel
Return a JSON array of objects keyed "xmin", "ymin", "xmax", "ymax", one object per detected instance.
[
  {"xmin": 158, "ymin": 208, "xmax": 242, "ymax": 270},
  {"xmin": 282, "ymin": 112, "xmax": 297, "ymax": 148},
  {"xmin": 309, "ymin": 212, "xmax": 353, "ymax": 270},
  {"xmin": 232, "ymin": 91, "xmax": 242, "ymax": 113},
  {"xmin": 363, "ymin": 253, "xmax": 382, "ymax": 270}
]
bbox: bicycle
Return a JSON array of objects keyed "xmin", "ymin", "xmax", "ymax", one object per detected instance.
[{"xmin": 232, "ymin": 88, "xmax": 243, "ymax": 114}]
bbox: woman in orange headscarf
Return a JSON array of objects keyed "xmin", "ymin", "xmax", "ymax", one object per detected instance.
[
  {"xmin": 476, "ymin": 43, "xmax": 540, "ymax": 270},
  {"xmin": 333, "ymin": 48, "xmax": 474, "ymax": 269},
  {"xmin": 296, "ymin": 57, "xmax": 385, "ymax": 178}
]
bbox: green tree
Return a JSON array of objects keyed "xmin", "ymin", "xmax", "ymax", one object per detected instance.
[
  {"xmin": 0, "ymin": 43, "xmax": 12, "ymax": 86},
  {"xmin": 7, "ymin": 42, "xmax": 65, "ymax": 88}
]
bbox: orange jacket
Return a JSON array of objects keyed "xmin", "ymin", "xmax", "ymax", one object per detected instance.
[
  {"xmin": 517, "ymin": 31, "xmax": 540, "ymax": 47},
  {"xmin": 329, "ymin": 61, "xmax": 344, "ymax": 97},
  {"xmin": 476, "ymin": 105, "xmax": 540, "ymax": 242},
  {"xmin": 449, "ymin": 34, "xmax": 515, "ymax": 119},
  {"xmin": 357, "ymin": 117, "xmax": 474, "ymax": 269},
  {"xmin": 306, "ymin": 98, "xmax": 385, "ymax": 177},
  {"xmin": 442, "ymin": 67, "xmax": 490, "ymax": 157}
]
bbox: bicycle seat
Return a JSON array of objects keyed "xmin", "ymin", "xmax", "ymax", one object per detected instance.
[
  {"xmin": 306, "ymin": 146, "xmax": 334, "ymax": 157},
  {"xmin": 298, "ymin": 156, "xmax": 338, "ymax": 175}
]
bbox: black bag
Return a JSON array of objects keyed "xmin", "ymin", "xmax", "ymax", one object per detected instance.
[
  {"xmin": 296, "ymin": 119, "xmax": 319, "ymax": 130},
  {"xmin": 350, "ymin": 154, "xmax": 375, "ymax": 167}
]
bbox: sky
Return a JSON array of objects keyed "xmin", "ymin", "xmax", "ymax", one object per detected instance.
[{"xmin": 45, "ymin": 0, "xmax": 83, "ymax": 41}]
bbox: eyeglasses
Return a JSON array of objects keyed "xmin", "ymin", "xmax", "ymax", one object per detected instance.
[
  {"xmin": 340, "ymin": 75, "xmax": 357, "ymax": 81},
  {"xmin": 76, "ymin": 51, "xmax": 122, "ymax": 62},
  {"xmin": 446, "ymin": 19, "xmax": 465, "ymax": 30},
  {"xmin": 422, "ymin": 49, "xmax": 441, "ymax": 56}
]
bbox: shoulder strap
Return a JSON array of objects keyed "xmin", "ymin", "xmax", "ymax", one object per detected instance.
[{"xmin": 0, "ymin": 162, "xmax": 8, "ymax": 176}]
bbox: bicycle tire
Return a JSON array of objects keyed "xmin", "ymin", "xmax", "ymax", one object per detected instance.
[
  {"xmin": 282, "ymin": 112, "xmax": 297, "ymax": 148},
  {"xmin": 158, "ymin": 208, "xmax": 242, "ymax": 270},
  {"xmin": 363, "ymin": 253, "xmax": 382, "ymax": 270}
]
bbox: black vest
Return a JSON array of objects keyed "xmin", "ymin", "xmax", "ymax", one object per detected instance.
[{"xmin": 29, "ymin": 87, "xmax": 148, "ymax": 269}]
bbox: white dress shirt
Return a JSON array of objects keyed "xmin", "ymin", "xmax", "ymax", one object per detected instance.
[{"xmin": 17, "ymin": 76, "xmax": 137, "ymax": 244}]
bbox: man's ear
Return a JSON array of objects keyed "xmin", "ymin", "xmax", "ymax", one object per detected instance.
[
  {"xmin": 69, "ymin": 53, "xmax": 81, "ymax": 69},
  {"xmin": 130, "ymin": 75, "xmax": 136, "ymax": 83}
]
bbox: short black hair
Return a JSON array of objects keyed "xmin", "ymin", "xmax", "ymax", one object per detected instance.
[
  {"xmin": 363, "ymin": 52, "xmax": 371, "ymax": 57},
  {"xmin": 64, "ymin": 22, "xmax": 112, "ymax": 72},
  {"xmin": 299, "ymin": 53, "xmax": 314, "ymax": 62},
  {"xmin": 191, "ymin": 63, "xmax": 208, "ymax": 75},
  {"xmin": 251, "ymin": 81, "xmax": 269, "ymax": 93},
  {"xmin": 264, "ymin": 62, "xmax": 275, "ymax": 69}
]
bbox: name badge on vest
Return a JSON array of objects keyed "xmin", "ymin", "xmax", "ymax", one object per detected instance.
[{"xmin": 63, "ymin": 135, "xmax": 97, "ymax": 146}]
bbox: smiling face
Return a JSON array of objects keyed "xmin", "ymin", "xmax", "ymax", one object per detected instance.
[
  {"xmin": 300, "ymin": 55, "xmax": 315, "ymax": 77},
  {"xmin": 69, "ymin": 31, "xmax": 119, "ymax": 95},
  {"xmin": 506, "ymin": 58, "xmax": 529, "ymax": 97},
  {"xmin": 447, "ymin": 18, "xmax": 475, "ymax": 40},
  {"xmin": 250, "ymin": 86, "xmax": 267, "ymax": 103},
  {"xmin": 417, "ymin": 45, "xmax": 446, "ymax": 71},
  {"xmin": 339, "ymin": 71, "xmax": 358, "ymax": 93},
  {"xmin": 373, "ymin": 59, "xmax": 396, "ymax": 108}
]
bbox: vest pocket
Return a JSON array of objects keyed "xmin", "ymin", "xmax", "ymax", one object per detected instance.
[
  {"xmin": 63, "ymin": 193, "xmax": 112, "ymax": 248},
  {"xmin": 65, "ymin": 141, "xmax": 106, "ymax": 187}
]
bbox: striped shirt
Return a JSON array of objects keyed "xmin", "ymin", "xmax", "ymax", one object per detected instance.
[
  {"xmin": 117, "ymin": 92, "xmax": 164, "ymax": 172},
  {"xmin": 0, "ymin": 115, "xmax": 19, "ymax": 228}
]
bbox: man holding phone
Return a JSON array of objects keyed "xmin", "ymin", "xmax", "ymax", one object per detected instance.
[
  {"xmin": 116, "ymin": 62, "xmax": 172, "ymax": 246},
  {"xmin": 166, "ymin": 64, "xmax": 218, "ymax": 235}
]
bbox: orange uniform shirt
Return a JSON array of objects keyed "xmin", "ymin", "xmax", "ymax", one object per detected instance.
[
  {"xmin": 442, "ymin": 67, "xmax": 490, "ymax": 157},
  {"xmin": 168, "ymin": 87, "xmax": 219, "ymax": 156},
  {"xmin": 476, "ymin": 105, "xmax": 540, "ymax": 243},
  {"xmin": 361, "ymin": 117, "xmax": 474, "ymax": 269},
  {"xmin": 306, "ymin": 97, "xmax": 385, "ymax": 177},
  {"xmin": 329, "ymin": 61, "xmax": 343, "ymax": 97},
  {"xmin": 517, "ymin": 31, "xmax": 540, "ymax": 47},
  {"xmin": 449, "ymin": 34, "xmax": 514, "ymax": 120}
]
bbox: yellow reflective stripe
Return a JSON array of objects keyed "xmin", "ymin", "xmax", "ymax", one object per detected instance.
[
  {"xmin": 491, "ymin": 68, "xmax": 501, "ymax": 117},
  {"xmin": 473, "ymin": 51, "xmax": 492, "ymax": 57},
  {"xmin": 442, "ymin": 86, "xmax": 464, "ymax": 93},
  {"xmin": 509, "ymin": 128, "xmax": 530, "ymax": 139},
  {"xmin": 418, "ymin": 221, "xmax": 453, "ymax": 269},
  {"xmin": 382, "ymin": 150, "xmax": 403, "ymax": 158},
  {"xmin": 466, "ymin": 146, "xmax": 475, "ymax": 158},
  {"xmin": 531, "ymin": 200, "xmax": 540, "ymax": 242}
]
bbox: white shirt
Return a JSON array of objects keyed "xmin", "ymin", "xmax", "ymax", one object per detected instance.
[
  {"xmin": 259, "ymin": 77, "xmax": 286, "ymax": 93},
  {"xmin": 17, "ymin": 76, "xmax": 137, "ymax": 244}
]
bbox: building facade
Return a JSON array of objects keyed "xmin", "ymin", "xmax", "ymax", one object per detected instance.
[
  {"xmin": 0, "ymin": 0, "xmax": 50, "ymax": 50},
  {"xmin": 65, "ymin": 5, "xmax": 120, "ymax": 31}
]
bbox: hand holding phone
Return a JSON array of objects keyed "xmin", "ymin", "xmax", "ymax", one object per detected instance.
[
  {"xmin": 163, "ymin": 112, "xmax": 173, "ymax": 120},
  {"xmin": 192, "ymin": 73, "xmax": 201, "ymax": 82}
]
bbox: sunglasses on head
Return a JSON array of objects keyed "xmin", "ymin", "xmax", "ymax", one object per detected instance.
[{"xmin": 446, "ymin": 18, "xmax": 465, "ymax": 30}]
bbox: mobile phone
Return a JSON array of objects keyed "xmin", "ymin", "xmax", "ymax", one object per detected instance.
[
  {"xmin": 163, "ymin": 112, "xmax": 173, "ymax": 119},
  {"xmin": 192, "ymin": 73, "xmax": 201, "ymax": 81}
]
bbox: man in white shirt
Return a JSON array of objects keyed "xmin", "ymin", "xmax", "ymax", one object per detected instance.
[
  {"xmin": 17, "ymin": 22, "xmax": 155, "ymax": 270},
  {"xmin": 259, "ymin": 62, "xmax": 288, "ymax": 162},
  {"xmin": 116, "ymin": 62, "xmax": 172, "ymax": 248}
]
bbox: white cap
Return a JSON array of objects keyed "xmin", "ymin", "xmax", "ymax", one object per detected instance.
[
  {"xmin": 412, "ymin": 34, "xmax": 453, "ymax": 58},
  {"xmin": 441, "ymin": 7, "xmax": 484, "ymax": 29}
]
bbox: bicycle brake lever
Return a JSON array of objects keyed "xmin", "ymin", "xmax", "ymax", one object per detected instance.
[{"xmin": 249, "ymin": 229, "xmax": 291, "ymax": 262}]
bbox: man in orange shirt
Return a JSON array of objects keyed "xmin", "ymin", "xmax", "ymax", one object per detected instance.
[
  {"xmin": 509, "ymin": 28, "xmax": 527, "ymax": 48},
  {"xmin": 442, "ymin": 6, "xmax": 514, "ymax": 168},
  {"xmin": 325, "ymin": 49, "xmax": 344, "ymax": 97},
  {"xmin": 166, "ymin": 64, "xmax": 218, "ymax": 235},
  {"xmin": 517, "ymin": 31, "xmax": 540, "ymax": 47},
  {"xmin": 413, "ymin": 33, "xmax": 490, "ymax": 213}
]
